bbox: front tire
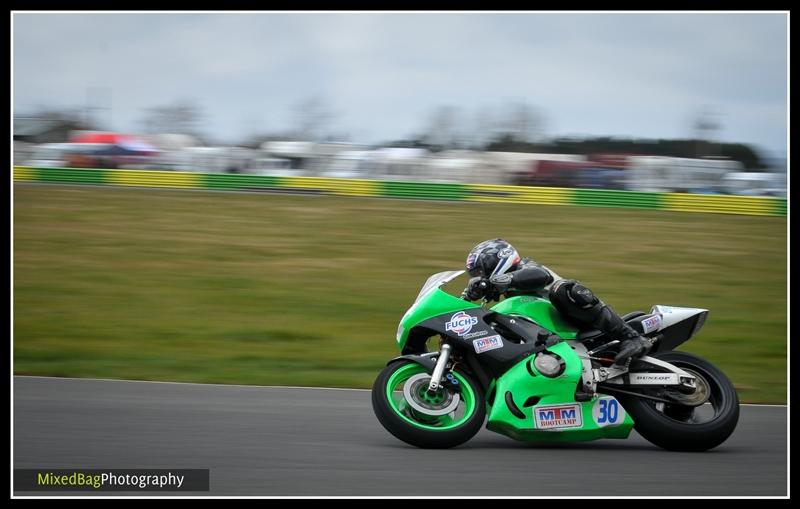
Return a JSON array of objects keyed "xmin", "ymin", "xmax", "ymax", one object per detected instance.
[
  {"xmin": 371, "ymin": 360, "xmax": 485, "ymax": 448},
  {"xmin": 616, "ymin": 351, "xmax": 740, "ymax": 451}
]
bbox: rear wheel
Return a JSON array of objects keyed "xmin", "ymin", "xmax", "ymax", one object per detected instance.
[
  {"xmin": 371, "ymin": 360, "xmax": 485, "ymax": 448},
  {"xmin": 616, "ymin": 351, "xmax": 739, "ymax": 451}
]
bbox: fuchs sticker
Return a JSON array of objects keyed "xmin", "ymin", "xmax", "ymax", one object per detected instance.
[
  {"xmin": 534, "ymin": 404, "xmax": 583, "ymax": 430},
  {"xmin": 641, "ymin": 314, "xmax": 663, "ymax": 334},
  {"xmin": 445, "ymin": 312, "xmax": 478, "ymax": 336},
  {"xmin": 592, "ymin": 397, "xmax": 626, "ymax": 427},
  {"xmin": 472, "ymin": 335, "xmax": 503, "ymax": 353}
]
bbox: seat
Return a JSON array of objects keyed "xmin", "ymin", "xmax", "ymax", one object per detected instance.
[
  {"xmin": 622, "ymin": 311, "xmax": 647, "ymax": 321},
  {"xmin": 575, "ymin": 311, "xmax": 653, "ymax": 342}
]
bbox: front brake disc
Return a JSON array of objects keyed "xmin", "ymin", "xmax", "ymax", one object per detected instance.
[{"xmin": 402, "ymin": 373, "xmax": 460, "ymax": 416}]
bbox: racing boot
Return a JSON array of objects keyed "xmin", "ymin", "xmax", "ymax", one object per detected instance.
[
  {"xmin": 591, "ymin": 305, "xmax": 652, "ymax": 367},
  {"xmin": 613, "ymin": 330, "xmax": 653, "ymax": 367}
]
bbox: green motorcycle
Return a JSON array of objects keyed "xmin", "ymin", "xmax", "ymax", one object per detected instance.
[{"xmin": 372, "ymin": 270, "xmax": 739, "ymax": 450}]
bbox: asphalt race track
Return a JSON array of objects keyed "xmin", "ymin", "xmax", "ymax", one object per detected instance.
[{"xmin": 13, "ymin": 376, "xmax": 787, "ymax": 496}]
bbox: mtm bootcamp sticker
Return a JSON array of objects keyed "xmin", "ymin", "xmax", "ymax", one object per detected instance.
[
  {"xmin": 472, "ymin": 335, "xmax": 503, "ymax": 354},
  {"xmin": 534, "ymin": 403, "xmax": 583, "ymax": 430}
]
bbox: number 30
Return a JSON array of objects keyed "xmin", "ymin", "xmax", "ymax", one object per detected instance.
[{"xmin": 598, "ymin": 399, "xmax": 619, "ymax": 424}]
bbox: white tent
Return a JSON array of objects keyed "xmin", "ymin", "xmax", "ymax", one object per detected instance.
[
  {"xmin": 368, "ymin": 148, "xmax": 430, "ymax": 181},
  {"xmin": 626, "ymin": 156, "xmax": 743, "ymax": 193}
]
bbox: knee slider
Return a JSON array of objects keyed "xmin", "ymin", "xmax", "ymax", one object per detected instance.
[{"xmin": 567, "ymin": 283, "xmax": 598, "ymax": 309}]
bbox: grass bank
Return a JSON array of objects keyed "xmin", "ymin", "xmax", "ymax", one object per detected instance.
[{"xmin": 13, "ymin": 184, "xmax": 787, "ymax": 403}]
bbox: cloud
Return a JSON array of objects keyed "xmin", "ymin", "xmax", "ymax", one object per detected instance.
[{"xmin": 12, "ymin": 12, "xmax": 788, "ymax": 153}]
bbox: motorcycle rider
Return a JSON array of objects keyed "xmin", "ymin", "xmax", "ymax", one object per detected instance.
[{"xmin": 463, "ymin": 238, "xmax": 653, "ymax": 366}]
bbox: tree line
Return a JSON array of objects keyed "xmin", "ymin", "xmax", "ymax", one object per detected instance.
[
  {"xmin": 485, "ymin": 135, "xmax": 767, "ymax": 170},
  {"xmin": 17, "ymin": 99, "xmax": 769, "ymax": 170}
]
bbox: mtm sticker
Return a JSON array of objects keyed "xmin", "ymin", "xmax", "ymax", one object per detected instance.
[
  {"xmin": 472, "ymin": 335, "xmax": 503, "ymax": 354},
  {"xmin": 534, "ymin": 403, "xmax": 583, "ymax": 430}
]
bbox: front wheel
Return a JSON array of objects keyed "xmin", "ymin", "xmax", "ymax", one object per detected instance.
[
  {"xmin": 371, "ymin": 360, "xmax": 485, "ymax": 448},
  {"xmin": 616, "ymin": 351, "xmax": 740, "ymax": 451}
]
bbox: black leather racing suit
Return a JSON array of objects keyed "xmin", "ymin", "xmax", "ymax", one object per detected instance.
[{"xmin": 474, "ymin": 258, "xmax": 644, "ymax": 350}]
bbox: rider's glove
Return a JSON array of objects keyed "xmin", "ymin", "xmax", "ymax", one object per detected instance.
[{"xmin": 464, "ymin": 276, "xmax": 489, "ymax": 301}]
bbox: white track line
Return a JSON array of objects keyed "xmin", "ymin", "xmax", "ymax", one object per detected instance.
[
  {"xmin": 12, "ymin": 375, "xmax": 787, "ymax": 406},
  {"xmin": 12, "ymin": 375, "xmax": 370, "ymax": 392}
]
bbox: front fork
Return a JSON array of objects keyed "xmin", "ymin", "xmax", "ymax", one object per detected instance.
[{"xmin": 427, "ymin": 343, "xmax": 452, "ymax": 392}]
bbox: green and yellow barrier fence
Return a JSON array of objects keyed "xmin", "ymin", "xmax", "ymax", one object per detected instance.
[{"xmin": 13, "ymin": 166, "xmax": 787, "ymax": 217}]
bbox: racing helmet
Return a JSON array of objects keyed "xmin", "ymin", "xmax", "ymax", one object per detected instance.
[{"xmin": 465, "ymin": 239, "xmax": 521, "ymax": 278}]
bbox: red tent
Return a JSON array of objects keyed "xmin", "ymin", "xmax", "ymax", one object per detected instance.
[
  {"xmin": 70, "ymin": 132, "xmax": 157, "ymax": 154},
  {"xmin": 71, "ymin": 132, "xmax": 132, "ymax": 144}
]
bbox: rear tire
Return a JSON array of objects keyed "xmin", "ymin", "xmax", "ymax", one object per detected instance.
[
  {"xmin": 616, "ymin": 351, "xmax": 739, "ymax": 451},
  {"xmin": 372, "ymin": 360, "xmax": 485, "ymax": 449}
]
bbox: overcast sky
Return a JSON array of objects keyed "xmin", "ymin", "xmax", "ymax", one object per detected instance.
[{"xmin": 12, "ymin": 12, "xmax": 788, "ymax": 157}]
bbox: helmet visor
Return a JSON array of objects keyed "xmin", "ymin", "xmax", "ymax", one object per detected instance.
[{"xmin": 465, "ymin": 252, "xmax": 483, "ymax": 277}]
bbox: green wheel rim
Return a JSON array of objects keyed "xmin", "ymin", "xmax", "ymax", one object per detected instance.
[{"xmin": 385, "ymin": 363, "xmax": 478, "ymax": 431}]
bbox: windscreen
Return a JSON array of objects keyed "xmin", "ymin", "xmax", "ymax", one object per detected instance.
[{"xmin": 414, "ymin": 270, "xmax": 464, "ymax": 303}]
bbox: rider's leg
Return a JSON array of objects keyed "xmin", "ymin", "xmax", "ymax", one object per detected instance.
[{"xmin": 549, "ymin": 280, "xmax": 651, "ymax": 365}]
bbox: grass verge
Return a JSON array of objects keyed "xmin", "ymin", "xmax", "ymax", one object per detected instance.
[{"xmin": 13, "ymin": 184, "xmax": 787, "ymax": 403}]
